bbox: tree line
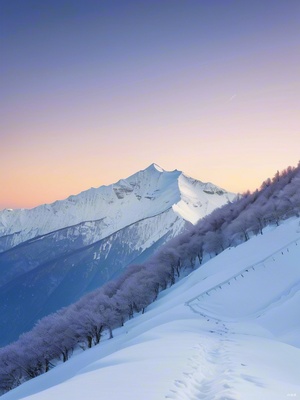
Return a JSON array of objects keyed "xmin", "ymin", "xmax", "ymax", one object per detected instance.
[{"xmin": 1, "ymin": 162, "xmax": 300, "ymax": 394}]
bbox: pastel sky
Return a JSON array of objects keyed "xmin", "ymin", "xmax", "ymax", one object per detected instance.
[{"xmin": 1, "ymin": 0, "xmax": 299, "ymax": 209}]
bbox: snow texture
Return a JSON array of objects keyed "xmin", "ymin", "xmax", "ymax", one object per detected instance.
[
  {"xmin": 0, "ymin": 165, "xmax": 235, "ymax": 346},
  {"xmin": 0, "ymin": 164, "xmax": 235, "ymax": 251},
  {"xmin": 3, "ymin": 217, "xmax": 300, "ymax": 400}
]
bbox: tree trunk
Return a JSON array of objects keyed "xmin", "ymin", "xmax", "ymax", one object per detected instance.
[{"xmin": 87, "ymin": 336, "xmax": 93, "ymax": 349}]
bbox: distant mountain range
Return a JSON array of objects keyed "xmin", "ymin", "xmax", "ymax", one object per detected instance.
[{"xmin": 0, "ymin": 164, "xmax": 235, "ymax": 346}]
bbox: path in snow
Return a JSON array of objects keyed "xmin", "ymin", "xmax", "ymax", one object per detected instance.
[
  {"xmin": 166, "ymin": 231, "xmax": 300, "ymax": 400},
  {"xmin": 2, "ymin": 219, "xmax": 300, "ymax": 400},
  {"xmin": 165, "ymin": 299, "xmax": 236, "ymax": 400}
]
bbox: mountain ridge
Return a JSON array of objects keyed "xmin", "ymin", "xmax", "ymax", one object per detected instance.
[
  {"xmin": 0, "ymin": 164, "xmax": 235, "ymax": 251},
  {"xmin": 0, "ymin": 164, "xmax": 235, "ymax": 346},
  {"xmin": 1, "ymin": 163, "xmax": 300, "ymax": 397}
]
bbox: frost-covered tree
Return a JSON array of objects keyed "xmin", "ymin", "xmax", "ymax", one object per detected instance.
[
  {"xmin": 0, "ymin": 345, "xmax": 22, "ymax": 393},
  {"xmin": 1, "ymin": 161, "xmax": 300, "ymax": 395}
]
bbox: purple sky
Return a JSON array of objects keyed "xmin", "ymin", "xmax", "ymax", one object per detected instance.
[{"xmin": 1, "ymin": 0, "xmax": 300, "ymax": 209}]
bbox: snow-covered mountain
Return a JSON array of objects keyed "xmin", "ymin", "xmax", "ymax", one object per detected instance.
[
  {"xmin": 0, "ymin": 164, "xmax": 235, "ymax": 346},
  {"xmin": 3, "ymin": 217, "xmax": 300, "ymax": 400},
  {"xmin": 0, "ymin": 163, "xmax": 234, "ymax": 251}
]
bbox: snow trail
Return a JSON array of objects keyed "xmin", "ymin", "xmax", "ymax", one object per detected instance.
[
  {"xmin": 2, "ymin": 218, "xmax": 300, "ymax": 400},
  {"xmin": 165, "ymin": 326, "xmax": 239, "ymax": 400}
]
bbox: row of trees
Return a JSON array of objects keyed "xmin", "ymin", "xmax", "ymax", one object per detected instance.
[
  {"xmin": 1, "ymin": 162, "xmax": 300, "ymax": 393},
  {"xmin": 0, "ymin": 260, "xmax": 177, "ymax": 392},
  {"xmin": 153, "ymin": 163, "xmax": 300, "ymax": 270}
]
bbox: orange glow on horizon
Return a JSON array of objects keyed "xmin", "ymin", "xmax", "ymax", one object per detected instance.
[{"xmin": 1, "ymin": 2, "xmax": 300, "ymax": 209}]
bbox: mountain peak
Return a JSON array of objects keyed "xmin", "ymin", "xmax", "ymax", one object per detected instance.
[
  {"xmin": 0, "ymin": 165, "xmax": 235, "ymax": 249},
  {"xmin": 146, "ymin": 163, "xmax": 165, "ymax": 173}
]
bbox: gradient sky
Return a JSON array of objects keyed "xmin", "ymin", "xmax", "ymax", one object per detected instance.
[{"xmin": 1, "ymin": 0, "xmax": 300, "ymax": 209}]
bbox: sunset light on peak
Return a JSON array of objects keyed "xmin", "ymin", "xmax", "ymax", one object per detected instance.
[{"xmin": 1, "ymin": 0, "xmax": 300, "ymax": 209}]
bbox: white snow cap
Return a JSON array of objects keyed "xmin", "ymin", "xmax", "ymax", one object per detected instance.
[
  {"xmin": 151, "ymin": 163, "xmax": 164, "ymax": 172},
  {"xmin": 0, "ymin": 164, "xmax": 235, "ymax": 246}
]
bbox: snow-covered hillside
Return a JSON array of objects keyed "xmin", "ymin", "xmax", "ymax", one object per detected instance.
[
  {"xmin": 0, "ymin": 164, "xmax": 235, "ymax": 347},
  {"xmin": 0, "ymin": 208, "xmax": 185, "ymax": 346},
  {"xmin": 3, "ymin": 217, "xmax": 300, "ymax": 400},
  {"xmin": 0, "ymin": 164, "xmax": 234, "ymax": 250}
]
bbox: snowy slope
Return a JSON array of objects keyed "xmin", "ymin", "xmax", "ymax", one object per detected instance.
[
  {"xmin": 3, "ymin": 217, "xmax": 300, "ymax": 400},
  {"xmin": 0, "ymin": 164, "xmax": 235, "ymax": 251},
  {"xmin": 0, "ymin": 208, "xmax": 183, "ymax": 289},
  {"xmin": 0, "ymin": 209, "xmax": 184, "ymax": 346},
  {"xmin": 0, "ymin": 164, "xmax": 234, "ymax": 346}
]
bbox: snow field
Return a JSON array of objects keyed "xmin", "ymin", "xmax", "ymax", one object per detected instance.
[
  {"xmin": 0, "ymin": 164, "xmax": 234, "ymax": 249},
  {"xmin": 2, "ymin": 217, "xmax": 300, "ymax": 400}
]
